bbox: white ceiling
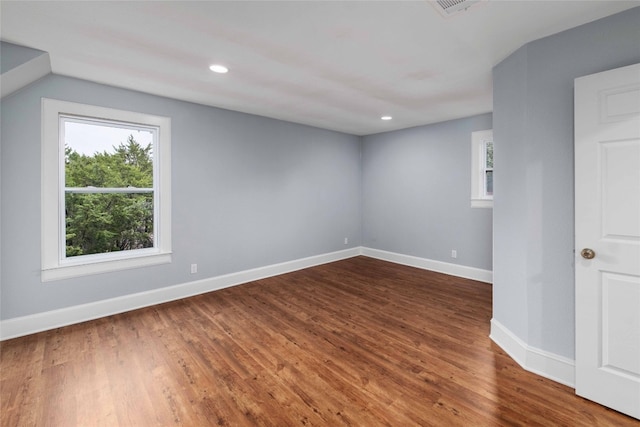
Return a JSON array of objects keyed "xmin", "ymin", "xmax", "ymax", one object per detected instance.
[{"xmin": 1, "ymin": 1, "xmax": 637, "ymax": 135}]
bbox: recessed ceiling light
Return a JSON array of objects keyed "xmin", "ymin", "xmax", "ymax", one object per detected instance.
[
  {"xmin": 381, "ymin": 116, "xmax": 392, "ymax": 121},
  {"xmin": 209, "ymin": 64, "xmax": 229, "ymax": 74}
]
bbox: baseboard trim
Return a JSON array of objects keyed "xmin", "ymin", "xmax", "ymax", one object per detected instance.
[
  {"xmin": 0, "ymin": 248, "xmax": 360, "ymax": 341},
  {"xmin": 490, "ymin": 318, "xmax": 575, "ymax": 388},
  {"xmin": 360, "ymin": 247, "xmax": 493, "ymax": 283}
]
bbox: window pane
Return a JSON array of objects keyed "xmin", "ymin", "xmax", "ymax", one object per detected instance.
[
  {"xmin": 63, "ymin": 118, "xmax": 156, "ymax": 258},
  {"xmin": 485, "ymin": 170, "xmax": 493, "ymax": 196},
  {"xmin": 485, "ymin": 141, "xmax": 493, "ymax": 168},
  {"xmin": 64, "ymin": 120, "xmax": 153, "ymax": 188},
  {"xmin": 65, "ymin": 193, "xmax": 154, "ymax": 257}
]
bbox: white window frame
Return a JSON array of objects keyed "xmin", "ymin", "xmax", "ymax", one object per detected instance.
[
  {"xmin": 41, "ymin": 98, "xmax": 171, "ymax": 281},
  {"xmin": 471, "ymin": 129, "xmax": 493, "ymax": 208}
]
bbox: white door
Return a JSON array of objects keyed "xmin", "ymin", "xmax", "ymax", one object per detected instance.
[{"xmin": 575, "ymin": 62, "xmax": 640, "ymax": 420}]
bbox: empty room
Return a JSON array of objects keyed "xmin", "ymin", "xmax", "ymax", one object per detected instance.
[{"xmin": 1, "ymin": 1, "xmax": 639, "ymax": 425}]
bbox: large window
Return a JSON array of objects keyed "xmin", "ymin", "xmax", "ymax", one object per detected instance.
[
  {"xmin": 471, "ymin": 129, "xmax": 493, "ymax": 208},
  {"xmin": 42, "ymin": 99, "xmax": 171, "ymax": 281}
]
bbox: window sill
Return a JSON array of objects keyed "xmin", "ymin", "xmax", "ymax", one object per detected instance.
[
  {"xmin": 42, "ymin": 252, "xmax": 172, "ymax": 282},
  {"xmin": 471, "ymin": 199, "xmax": 493, "ymax": 209}
]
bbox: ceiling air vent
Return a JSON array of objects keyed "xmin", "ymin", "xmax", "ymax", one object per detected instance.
[{"xmin": 433, "ymin": 0, "xmax": 482, "ymax": 16}]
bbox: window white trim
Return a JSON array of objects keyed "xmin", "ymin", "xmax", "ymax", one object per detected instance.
[
  {"xmin": 471, "ymin": 129, "xmax": 493, "ymax": 208},
  {"xmin": 41, "ymin": 98, "xmax": 172, "ymax": 281}
]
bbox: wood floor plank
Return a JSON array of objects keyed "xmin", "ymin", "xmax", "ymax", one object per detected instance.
[{"xmin": 1, "ymin": 256, "xmax": 637, "ymax": 426}]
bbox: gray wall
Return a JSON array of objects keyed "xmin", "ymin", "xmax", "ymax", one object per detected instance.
[
  {"xmin": 362, "ymin": 113, "xmax": 493, "ymax": 271},
  {"xmin": 493, "ymin": 7, "xmax": 640, "ymax": 359},
  {"xmin": 1, "ymin": 74, "xmax": 362, "ymax": 319}
]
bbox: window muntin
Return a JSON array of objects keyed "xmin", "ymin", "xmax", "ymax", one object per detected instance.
[
  {"xmin": 42, "ymin": 99, "xmax": 171, "ymax": 281},
  {"xmin": 471, "ymin": 129, "xmax": 493, "ymax": 208}
]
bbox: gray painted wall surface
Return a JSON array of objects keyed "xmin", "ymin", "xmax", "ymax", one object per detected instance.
[
  {"xmin": 493, "ymin": 7, "xmax": 640, "ymax": 359},
  {"xmin": 492, "ymin": 47, "xmax": 530, "ymax": 343},
  {"xmin": 362, "ymin": 114, "xmax": 493, "ymax": 271},
  {"xmin": 0, "ymin": 74, "xmax": 362, "ymax": 319}
]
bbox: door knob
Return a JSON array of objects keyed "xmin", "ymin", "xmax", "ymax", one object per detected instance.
[{"xmin": 581, "ymin": 248, "xmax": 596, "ymax": 259}]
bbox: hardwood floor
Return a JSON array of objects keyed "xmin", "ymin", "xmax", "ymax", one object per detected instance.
[{"xmin": 1, "ymin": 256, "xmax": 636, "ymax": 426}]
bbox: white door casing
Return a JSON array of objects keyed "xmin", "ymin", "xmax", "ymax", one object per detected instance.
[{"xmin": 575, "ymin": 63, "xmax": 640, "ymax": 420}]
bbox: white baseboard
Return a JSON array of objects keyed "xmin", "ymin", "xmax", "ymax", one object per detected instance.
[
  {"xmin": 360, "ymin": 247, "xmax": 493, "ymax": 283},
  {"xmin": 0, "ymin": 248, "xmax": 360, "ymax": 341},
  {"xmin": 490, "ymin": 318, "xmax": 575, "ymax": 388}
]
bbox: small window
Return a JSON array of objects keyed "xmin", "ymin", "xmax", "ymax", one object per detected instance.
[
  {"xmin": 42, "ymin": 99, "xmax": 172, "ymax": 281},
  {"xmin": 484, "ymin": 140, "xmax": 494, "ymax": 197},
  {"xmin": 471, "ymin": 129, "xmax": 493, "ymax": 208}
]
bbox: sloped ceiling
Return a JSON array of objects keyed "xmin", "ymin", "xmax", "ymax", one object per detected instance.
[
  {"xmin": 0, "ymin": 42, "xmax": 51, "ymax": 98},
  {"xmin": 1, "ymin": 1, "xmax": 637, "ymax": 135}
]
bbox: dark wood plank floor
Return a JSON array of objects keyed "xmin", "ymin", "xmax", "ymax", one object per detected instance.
[{"xmin": 1, "ymin": 256, "xmax": 637, "ymax": 426}]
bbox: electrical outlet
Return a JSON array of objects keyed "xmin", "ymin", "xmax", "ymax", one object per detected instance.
[
  {"xmin": 190, "ymin": 263, "xmax": 197, "ymax": 274},
  {"xmin": 344, "ymin": 237, "xmax": 349, "ymax": 245},
  {"xmin": 451, "ymin": 250, "xmax": 457, "ymax": 259}
]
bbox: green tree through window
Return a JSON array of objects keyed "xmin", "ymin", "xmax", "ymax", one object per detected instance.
[
  {"xmin": 485, "ymin": 141, "xmax": 493, "ymax": 196},
  {"xmin": 64, "ymin": 135, "xmax": 155, "ymax": 257}
]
